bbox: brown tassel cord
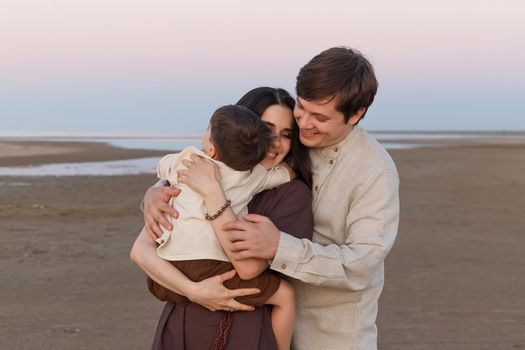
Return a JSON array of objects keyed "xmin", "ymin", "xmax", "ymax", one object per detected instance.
[{"xmin": 210, "ymin": 312, "xmax": 234, "ymax": 350}]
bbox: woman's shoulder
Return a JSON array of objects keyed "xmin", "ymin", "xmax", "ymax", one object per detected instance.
[
  {"xmin": 273, "ymin": 179, "xmax": 311, "ymax": 198},
  {"xmin": 259, "ymin": 179, "xmax": 311, "ymax": 204},
  {"xmin": 249, "ymin": 179, "xmax": 312, "ymax": 219},
  {"xmin": 254, "ymin": 180, "xmax": 313, "ymax": 239}
]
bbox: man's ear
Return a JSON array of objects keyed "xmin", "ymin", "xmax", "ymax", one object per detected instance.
[{"xmin": 348, "ymin": 107, "xmax": 366, "ymax": 126}]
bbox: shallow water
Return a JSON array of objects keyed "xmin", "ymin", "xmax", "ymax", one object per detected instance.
[
  {"xmin": 0, "ymin": 143, "xmax": 424, "ymax": 176},
  {"xmin": 0, "ymin": 157, "xmax": 159, "ymax": 177},
  {"xmin": 3, "ymin": 132, "xmax": 506, "ymax": 177}
]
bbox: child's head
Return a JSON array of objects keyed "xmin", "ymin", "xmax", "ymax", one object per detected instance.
[{"xmin": 202, "ymin": 105, "xmax": 274, "ymax": 171}]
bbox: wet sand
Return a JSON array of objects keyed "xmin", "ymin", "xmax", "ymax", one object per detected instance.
[
  {"xmin": 1, "ymin": 141, "xmax": 524, "ymax": 349},
  {"xmin": 0, "ymin": 140, "xmax": 170, "ymax": 166}
]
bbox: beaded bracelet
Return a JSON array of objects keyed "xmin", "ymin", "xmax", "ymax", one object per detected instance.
[{"xmin": 205, "ymin": 199, "xmax": 232, "ymax": 221}]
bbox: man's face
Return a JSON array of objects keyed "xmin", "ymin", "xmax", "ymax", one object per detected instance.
[{"xmin": 293, "ymin": 96, "xmax": 354, "ymax": 148}]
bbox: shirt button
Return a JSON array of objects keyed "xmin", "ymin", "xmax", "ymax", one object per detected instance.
[
  {"xmin": 315, "ymin": 186, "xmax": 318, "ymax": 191},
  {"xmin": 281, "ymin": 263, "xmax": 287, "ymax": 269},
  {"xmin": 334, "ymin": 147, "xmax": 338, "ymax": 152},
  {"xmin": 329, "ymin": 160, "xmax": 334, "ymax": 165}
]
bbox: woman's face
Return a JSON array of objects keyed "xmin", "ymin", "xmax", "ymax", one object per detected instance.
[{"xmin": 259, "ymin": 104, "xmax": 293, "ymax": 169}]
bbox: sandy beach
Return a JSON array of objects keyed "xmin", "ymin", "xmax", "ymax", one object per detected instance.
[{"xmin": 1, "ymin": 140, "xmax": 524, "ymax": 350}]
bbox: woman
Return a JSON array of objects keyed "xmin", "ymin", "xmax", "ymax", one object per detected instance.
[{"xmin": 131, "ymin": 87, "xmax": 313, "ymax": 349}]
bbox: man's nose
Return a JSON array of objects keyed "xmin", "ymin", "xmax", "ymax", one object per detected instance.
[{"xmin": 296, "ymin": 113, "xmax": 311, "ymax": 129}]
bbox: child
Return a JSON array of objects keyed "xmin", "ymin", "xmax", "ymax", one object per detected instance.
[{"xmin": 148, "ymin": 104, "xmax": 295, "ymax": 350}]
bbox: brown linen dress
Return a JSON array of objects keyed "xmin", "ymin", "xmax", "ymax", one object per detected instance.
[
  {"xmin": 148, "ymin": 258, "xmax": 282, "ymax": 306},
  {"xmin": 150, "ymin": 179, "xmax": 314, "ymax": 350}
]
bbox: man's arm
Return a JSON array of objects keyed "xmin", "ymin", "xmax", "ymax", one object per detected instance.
[{"xmin": 226, "ymin": 170, "xmax": 399, "ymax": 292}]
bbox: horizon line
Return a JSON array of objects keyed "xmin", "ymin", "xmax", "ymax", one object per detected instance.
[{"xmin": 1, "ymin": 130, "xmax": 525, "ymax": 139}]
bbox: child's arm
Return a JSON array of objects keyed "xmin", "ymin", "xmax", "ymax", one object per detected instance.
[
  {"xmin": 203, "ymin": 182, "xmax": 270, "ymax": 280},
  {"xmin": 157, "ymin": 153, "xmax": 181, "ymax": 185},
  {"xmin": 280, "ymin": 161, "xmax": 296, "ymax": 180},
  {"xmin": 157, "ymin": 147, "xmax": 204, "ymax": 184},
  {"xmin": 179, "ymin": 155, "xmax": 271, "ymax": 280},
  {"xmin": 256, "ymin": 161, "xmax": 296, "ymax": 192}
]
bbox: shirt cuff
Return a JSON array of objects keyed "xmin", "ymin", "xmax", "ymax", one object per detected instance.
[{"xmin": 270, "ymin": 232, "xmax": 302, "ymax": 276}]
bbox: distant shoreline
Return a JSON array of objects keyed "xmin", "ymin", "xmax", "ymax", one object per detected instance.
[
  {"xmin": 0, "ymin": 140, "xmax": 171, "ymax": 167},
  {"xmin": 1, "ymin": 130, "xmax": 525, "ymax": 139},
  {"xmin": 3, "ymin": 132, "xmax": 525, "ymax": 168}
]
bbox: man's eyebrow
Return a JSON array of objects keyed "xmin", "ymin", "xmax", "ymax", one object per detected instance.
[{"xmin": 312, "ymin": 112, "xmax": 329, "ymax": 119}]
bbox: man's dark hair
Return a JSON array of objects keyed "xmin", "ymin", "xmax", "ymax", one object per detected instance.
[
  {"xmin": 209, "ymin": 105, "xmax": 273, "ymax": 171},
  {"xmin": 296, "ymin": 46, "xmax": 378, "ymax": 123}
]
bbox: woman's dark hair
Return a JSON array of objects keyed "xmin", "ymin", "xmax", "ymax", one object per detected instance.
[{"xmin": 237, "ymin": 87, "xmax": 312, "ymax": 189}]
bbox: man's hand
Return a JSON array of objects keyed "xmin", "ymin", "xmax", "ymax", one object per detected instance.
[
  {"xmin": 187, "ymin": 270, "xmax": 260, "ymax": 312},
  {"xmin": 143, "ymin": 186, "xmax": 180, "ymax": 240},
  {"xmin": 222, "ymin": 214, "xmax": 280, "ymax": 260}
]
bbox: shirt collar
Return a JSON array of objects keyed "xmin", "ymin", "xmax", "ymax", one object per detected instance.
[{"xmin": 316, "ymin": 125, "xmax": 362, "ymax": 160}]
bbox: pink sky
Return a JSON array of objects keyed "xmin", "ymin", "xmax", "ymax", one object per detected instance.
[
  {"xmin": 1, "ymin": 0, "xmax": 524, "ymax": 132},
  {"xmin": 3, "ymin": 1, "xmax": 523, "ymax": 78}
]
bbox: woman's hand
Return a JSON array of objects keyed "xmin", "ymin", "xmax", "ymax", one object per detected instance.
[
  {"xmin": 186, "ymin": 270, "xmax": 260, "ymax": 312},
  {"xmin": 143, "ymin": 186, "xmax": 180, "ymax": 240},
  {"xmin": 178, "ymin": 154, "xmax": 221, "ymax": 197}
]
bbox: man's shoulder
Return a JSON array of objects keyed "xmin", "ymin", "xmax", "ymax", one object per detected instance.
[{"xmin": 353, "ymin": 128, "xmax": 397, "ymax": 174}]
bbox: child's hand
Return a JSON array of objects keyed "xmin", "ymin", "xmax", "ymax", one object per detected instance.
[{"xmin": 178, "ymin": 154, "xmax": 222, "ymax": 197}]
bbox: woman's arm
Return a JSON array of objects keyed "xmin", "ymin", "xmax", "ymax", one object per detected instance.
[
  {"xmin": 130, "ymin": 227, "xmax": 259, "ymax": 311},
  {"xmin": 130, "ymin": 227, "xmax": 196, "ymax": 295},
  {"xmin": 178, "ymin": 155, "xmax": 270, "ymax": 280}
]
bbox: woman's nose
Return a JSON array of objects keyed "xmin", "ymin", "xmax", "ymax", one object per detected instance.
[{"xmin": 270, "ymin": 134, "xmax": 282, "ymax": 151}]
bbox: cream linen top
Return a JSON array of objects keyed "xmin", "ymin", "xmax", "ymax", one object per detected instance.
[
  {"xmin": 156, "ymin": 146, "xmax": 290, "ymax": 262},
  {"xmin": 271, "ymin": 126, "xmax": 400, "ymax": 350}
]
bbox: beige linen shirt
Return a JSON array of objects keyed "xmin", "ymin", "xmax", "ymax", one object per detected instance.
[
  {"xmin": 156, "ymin": 146, "xmax": 289, "ymax": 262},
  {"xmin": 271, "ymin": 126, "xmax": 400, "ymax": 350}
]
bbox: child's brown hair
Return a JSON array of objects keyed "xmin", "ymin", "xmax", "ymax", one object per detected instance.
[{"xmin": 209, "ymin": 105, "xmax": 273, "ymax": 171}]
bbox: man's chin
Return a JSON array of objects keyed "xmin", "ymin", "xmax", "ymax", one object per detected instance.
[{"xmin": 299, "ymin": 135, "xmax": 319, "ymax": 148}]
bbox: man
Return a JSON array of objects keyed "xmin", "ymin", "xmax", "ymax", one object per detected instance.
[{"xmin": 144, "ymin": 47, "xmax": 399, "ymax": 349}]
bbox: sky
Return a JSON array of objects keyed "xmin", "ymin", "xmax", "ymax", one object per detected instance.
[{"xmin": 1, "ymin": 0, "xmax": 524, "ymax": 136}]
